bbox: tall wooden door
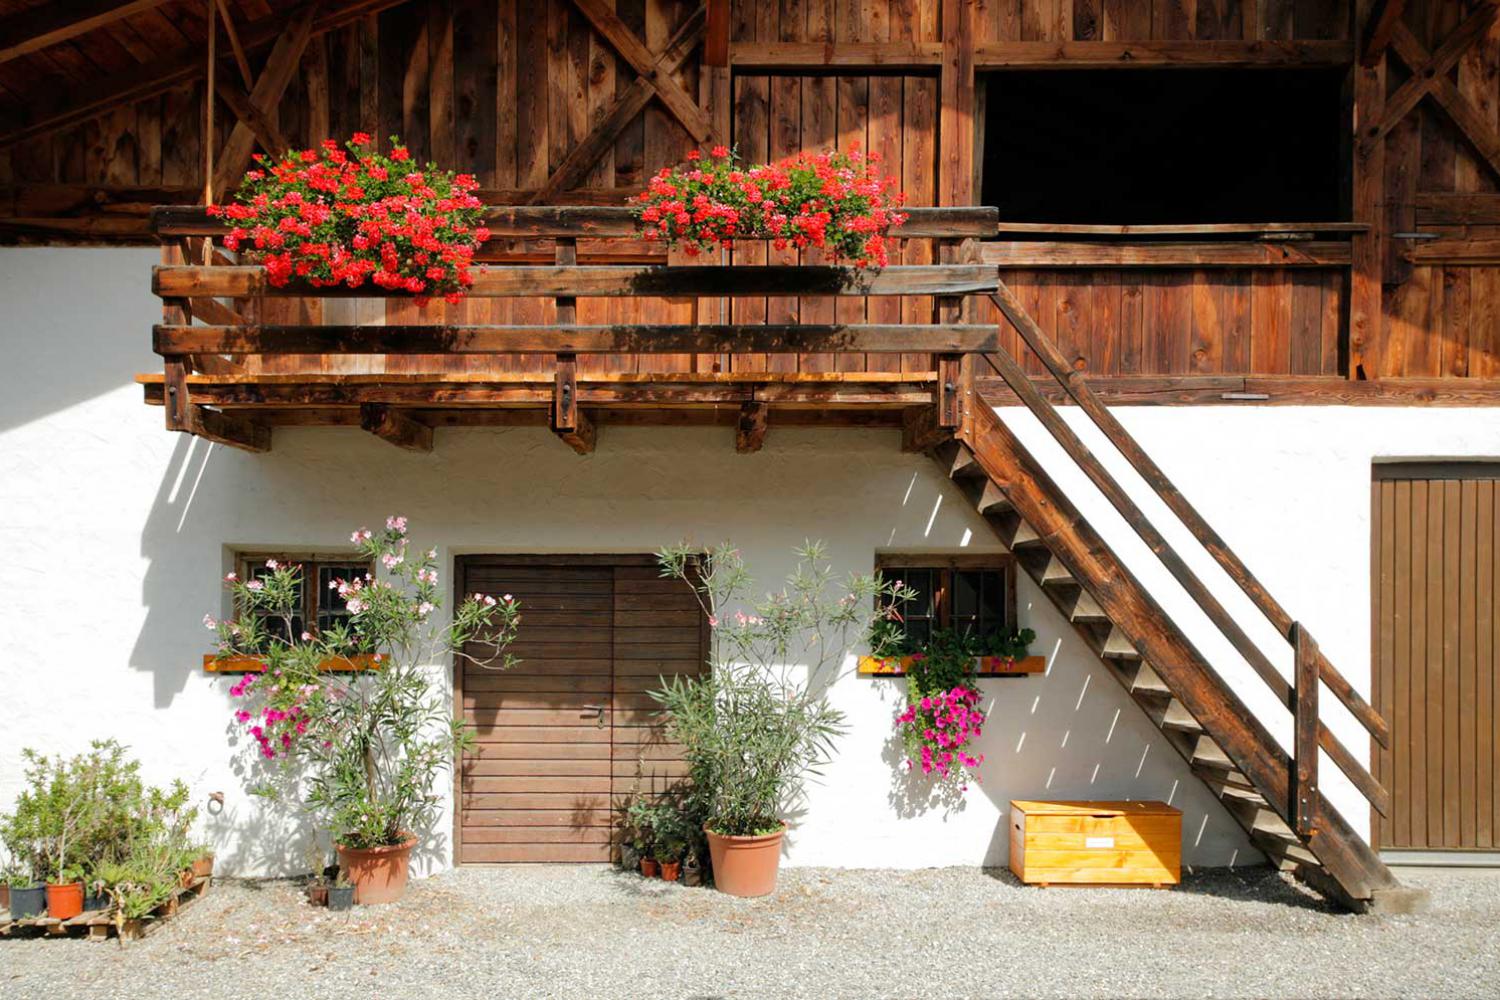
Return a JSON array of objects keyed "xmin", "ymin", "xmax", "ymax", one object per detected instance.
[
  {"xmin": 1373, "ymin": 464, "xmax": 1499, "ymax": 852},
  {"xmin": 455, "ymin": 556, "xmax": 702, "ymax": 863}
]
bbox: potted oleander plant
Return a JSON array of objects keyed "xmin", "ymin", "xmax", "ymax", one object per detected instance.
[
  {"xmin": 210, "ymin": 516, "xmax": 520, "ymax": 905},
  {"xmin": 651, "ymin": 542, "xmax": 910, "ymax": 897}
]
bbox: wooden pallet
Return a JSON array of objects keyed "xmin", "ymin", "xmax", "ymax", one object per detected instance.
[{"xmin": 0, "ymin": 875, "xmax": 210, "ymax": 942}]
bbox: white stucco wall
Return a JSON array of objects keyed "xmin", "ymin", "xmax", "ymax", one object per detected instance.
[{"xmin": 3, "ymin": 248, "xmax": 1498, "ymax": 878}]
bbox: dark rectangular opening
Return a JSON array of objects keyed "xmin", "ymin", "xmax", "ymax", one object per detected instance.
[{"xmin": 980, "ymin": 68, "xmax": 1346, "ymax": 224}]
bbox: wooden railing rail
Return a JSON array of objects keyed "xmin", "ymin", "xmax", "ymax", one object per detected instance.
[
  {"xmin": 149, "ymin": 204, "xmax": 1000, "ymax": 241},
  {"xmin": 983, "ymin": 280, "xmax": 1390, "ymax": 821}
]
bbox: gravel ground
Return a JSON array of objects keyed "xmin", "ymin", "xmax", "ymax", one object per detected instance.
[{"xmin": 2, "ymin": 865, "xmax": 1495, "ymax": 999}]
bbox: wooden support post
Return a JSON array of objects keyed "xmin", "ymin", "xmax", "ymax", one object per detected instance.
[
  {"xmin": 359, "ymin": 404, "xmax": 433, "ymax": 452},
  {"xmin": 735, "ymin": 401, "xmax": 768, "ymax": 453},
  {"xmin": 550, "ymin": 237, "xmax": 594, "ymax": 454},
  {"xmin": 162, "ymin": 290, "xmax": 192, "ymax": 431},
  {"xmin": 1293, "ymin": 622, "xmax": 1321, "ymax": 838},
  {"xmin": 703, "ymin": 0, "xmax": 729, "ymax": 67}
]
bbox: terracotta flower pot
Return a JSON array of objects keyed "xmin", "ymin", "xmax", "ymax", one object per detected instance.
[
  {"xmin": 705, "ymin": 823, "xmax": 786, "ymax": 898},
  {"xmin": 0, "ymin": 884, "xmax": 9, "ymax": 912},
  {"xmin": 306, "ymin": 882, "xmax": 329, "ymax": 907},
  {"xmin": 639, "ymin": 858, "xmax": 659, "ymax": 878},
  {"xmin": 178, "ymin": 868, "xmax": 194, "ymax": 889},
  {"xmin": 46, "ymin": 881, "xmax": 84, "ymax": 920},
  {"xmin": 336, "ymin": 834, "xmax": 417, "ymax": 905},
  {"xmin": 660, "ymin": 860, "xmax": 681, "ymax": 882},
  {"xmin": 190, "ymin": 854, "xmax": 214, "ymax": 880}
]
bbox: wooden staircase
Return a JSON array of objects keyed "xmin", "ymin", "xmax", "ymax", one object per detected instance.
[{"xmin": 921, "ymin": 284, "xmax": 1428, "ymax": 914}]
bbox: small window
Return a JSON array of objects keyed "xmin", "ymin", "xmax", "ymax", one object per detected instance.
[
  {"xmin": 876, "ymin": 554, "xmax": 1018, "ymax": 647},
  {"xmin": 980, "ymin": 68, "xmax": 1345, "ymax": 223},
  {"xmin": 238, "ymin": 554, "xmax": 372, "ymax": 643}
]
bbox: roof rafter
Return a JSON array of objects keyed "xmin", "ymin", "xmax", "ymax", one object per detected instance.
[
  {"xmin": 0, "ymin": 0, "xmax": 172, "ymax": 66},
  {"xmin": 0, "ymin": 0, "xmax": 406, "ymax": 150}
]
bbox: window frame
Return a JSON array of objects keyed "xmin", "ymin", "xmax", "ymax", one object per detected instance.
[
  {"xmin": 234, "ymin": 551, "xmax": 374, "ymax": 641},
  {"xmin": 874, "ymin": 553, "xmax": 1019, "ymax": 644}
]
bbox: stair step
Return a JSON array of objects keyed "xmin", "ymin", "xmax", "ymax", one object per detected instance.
[
  {"xmin": 976, "ymin": 480, "xmax": 1012, "ymax": 515},
  {"xmin": 1067, "ymin": 590, "xmax": 1110, "ymax": 623},
  {"xmin": 1152, "ymin": 698, "xmax": 1203, "ymax": 734},
  {"xmin": 1099, "ymin": 627, "xmax": 1139, "ymax": 660},
  {"xmin": 1191, "ymin": 736, "xmax": 1234, "ymax": 770},
  {"xmin": 1225, "ymin": 796, "xmax": 1300, "ymax": 841},
  {"xmin": 1008, "ymin": 519, "xmax": 1045, "ymax": 549},
  {"xmin": 1039, "ymin": 555, "xmax": 1076, "ymax": 587},
  {"xmin": 1192, "ymin": 763, "xmax": 1256, "ymax": 792},
  {"xmin": 1129, "ymin": 661, "xmax": 1172, "ymax": 697},
  {"xmin": 1253, "ymin": 831, "xmax": 1320, "ymax": 868},
  {"xmin": 950, "ymin": 445, "xmax": 984, "ymax": 480}
]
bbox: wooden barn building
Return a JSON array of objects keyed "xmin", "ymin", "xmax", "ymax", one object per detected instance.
[{"xmin": 1, "ymin": 0, "xmax": 1498, "ymax": 913}]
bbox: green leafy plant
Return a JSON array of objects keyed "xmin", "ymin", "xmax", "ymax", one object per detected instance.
[
  {"xmin": 210, "ymin": 516, "xmax": 521, "ymax": 850},
  {"xmin": 651, "ymin": 541, "xmax": 911, "ymax": 838}
]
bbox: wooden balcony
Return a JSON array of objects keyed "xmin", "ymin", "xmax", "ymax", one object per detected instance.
[{"xmin": 140, "ymin": 205, "xmax": 1000, "ymax": 453}]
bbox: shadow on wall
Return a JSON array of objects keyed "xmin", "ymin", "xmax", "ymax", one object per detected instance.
[{"xmin": 0, "ymin": 248, "xmax": 163, "ymax": 434}]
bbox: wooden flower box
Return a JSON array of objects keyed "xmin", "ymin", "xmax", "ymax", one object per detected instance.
[
  {"xmin": 202, "ymin": 653, "xmax": 379, "ymax": 673},
  {"xmin": 857, "ymin": 654, "xmax": 1046, "ymax": 677},
  {"xmin": 1009, "ymin": 800, "xmax": 1181, "ymax": 888}
]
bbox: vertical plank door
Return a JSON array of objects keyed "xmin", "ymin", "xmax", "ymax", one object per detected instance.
[
  {"xmin": 1373, "ymin": 464, "xmax": 1499, "ymax": 852},
  {"xmin": 456, "ymin": 556, "xmax": 704, "ymax": 863}
]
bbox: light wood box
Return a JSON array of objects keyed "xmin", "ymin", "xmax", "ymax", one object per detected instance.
[{"xmin": 1009, "ymin": 800, "xmax": 1181, "ymax": 888}]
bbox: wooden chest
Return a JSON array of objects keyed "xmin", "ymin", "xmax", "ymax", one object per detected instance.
[{"xmin": 1008, "ymin": 800, "xmax": 1181, "ymax": 888}]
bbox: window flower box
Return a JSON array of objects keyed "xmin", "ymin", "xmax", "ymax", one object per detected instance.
[
  {"xmin": 201, "ymin": 653, "xmax": 379, "ymax": 674},
  {"xmin": 857, "ymin": 654, "xmax": 1045, "ymax": 677}
]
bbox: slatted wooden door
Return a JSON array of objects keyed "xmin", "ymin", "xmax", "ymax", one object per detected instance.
[
  {"xmin": 455, "ymin": 556, "xmax": 703, "ymax": 863},
  {"xmin": 1373, "ymin": 464, "xmax": 1500, "ymax": 852}
]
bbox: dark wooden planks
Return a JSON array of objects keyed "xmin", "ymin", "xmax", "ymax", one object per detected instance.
[{"xmin": 1374, "ymin": 467, "xmax": 1500, "ymax": 850}]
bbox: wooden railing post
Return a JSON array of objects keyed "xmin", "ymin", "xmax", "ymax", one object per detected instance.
[
  {"xmin": 935, "ymin": 237, "xmax": 963, "ymax": 428},
  {"xmin": 550, "ymin": 237, "xmax": 594, "ymax": 454},
  {"xmin": 1293, "ymin": 622, "xmax": 1321, "ymax": 838}
]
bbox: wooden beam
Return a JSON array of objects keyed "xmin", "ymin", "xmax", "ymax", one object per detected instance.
[
  {"xmin": 359, "ymin": 403, "xmax": 433, "ymax": 451},
  {"xmin": 530, "ymin": 10, "xmax": 705, "ymax": 204},
  {"xmin": 152, "ymin": 204, "xmax": 1001, "ymax": 239},
  {"xmin": 975, "ymin": 39, "xmax": 1354, "ymax": 68},
  {"xmin": 994, "ymin": 221, "xmax": 1366, "ymax": 236},
  {"xmin": 729, "ymin": 41, "xmax": 943, "ymax": 70},
  {"xmin": 735, "ymin": 401, "xmax": 768, "ymax": 453},
  {"xmin": 973, "ymin": 374, "xmax": 1500, "ymax": 406},
  {"xmin": 554, "ymin": 408, "xmax": 596, "ymax": 455},
  {"xmin": 214, "ymin": 77, "xmax": 291, "ymax": 161},
  {"xmin": 191, "ymin": 406, "xmax": 272, "ymax": 451},
  {"xmin": 1416, "ymin": 191, "xmax": 1500, "ymax": 224},
  {"xmin": 939, "ymin": 0, "xmax": 976, "ymax": 208},
  {"xmin": 1404, "ymin": 238, "xmax": 1500, "ymax": 264},
  {"xmin": 0, "ymin": 0, "xmax": 171, "ymax": 66},
  {"xmin": 152, "ymin": 263, "xmax": 1000, "ymax": 298},
  {"xmin": 567, "ymin": 0, "xmax": 713, "ymax": 142},
  {"xmin": 213, "ymin": 0, "xmax": 256, "ymax": 91},
  {"xmin": 154, "ymin": 323, "xmax": 1003, "ymax": 356},
  {"xmin": 976, "ymin": 241, "xmax": 1352, "ymax": 267},
  {"xmin": 1360, "ymin": 0, "xmax": 1407, "ymax": 67},
  {"xmin": 703, "ymin": 0, "xmax": 729, "ymax": 67},
  {"xmin": 0, "ymin": 0, "xmax": 408, "ymax": 149},
  {"xmin": 212, "ymin": 4, "xmax": 318, "ymax": 199},
  {"xmin": 1421, "ymin": 71, "xmax": 1500, "ymax": 184},
  {"xmin": 1350, "ymin": 4, "xmax": 1385, "ymax": 380}
]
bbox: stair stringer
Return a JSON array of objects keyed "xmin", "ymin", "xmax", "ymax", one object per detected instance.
[{"xmin": 935, "ymin": 405, "xmax": 1403, "ymax": 908}]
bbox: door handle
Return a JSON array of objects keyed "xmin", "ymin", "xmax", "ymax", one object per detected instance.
[{"xmin": 581, "ymin": 704, "xmax": 606, "ymax": 729}]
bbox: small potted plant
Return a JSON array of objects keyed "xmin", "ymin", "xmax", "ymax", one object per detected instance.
[
  {"xmin": 328, "ymin": 868, "xmax": 355, "ymax": 911},
  {"xmin": 681, "ymin": 849, "xmax": 703, "ymax": 888},
  {"xmin": 83, "ymin": 874, "xmax": 109, "ymax": 913},
  {"xmin": 655, "ymin": 806, "xmax": 687, "ymax": 883},
  {"xmin": 189, "ymin": 849, "xmax": 215, "ymax": 881},
  {"xmin": 4, "ymin": 870, "xmax": 45, "ymax": 920}
]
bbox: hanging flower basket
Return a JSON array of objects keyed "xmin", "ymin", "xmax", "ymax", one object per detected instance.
[
  {"xmin": 207, "ymin": 133, "xmax": 489, "ymax": 305},
  {"xmin": 631, "ymin": 145, "xmax": 908, "ymax": 268}
]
